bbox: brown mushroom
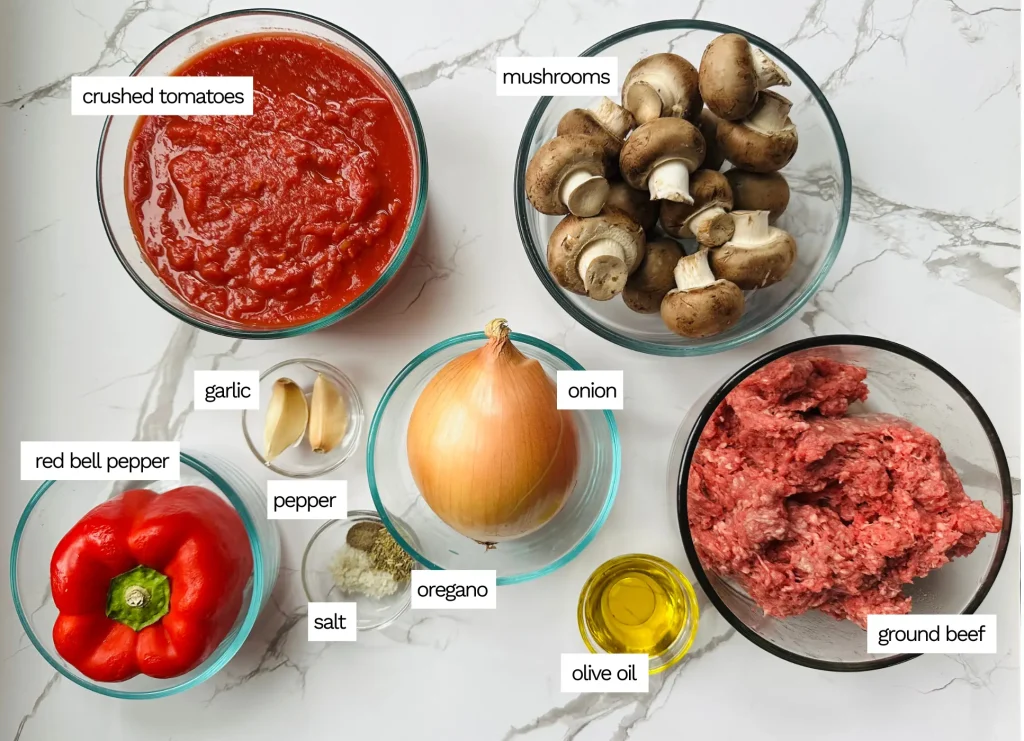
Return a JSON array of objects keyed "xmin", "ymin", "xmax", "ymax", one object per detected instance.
[
  {"xmin": 525, "ymin": 134, "xmax": 615, "ymax": 217},
  {"xmin": 547, "ymin": 210, "xmax": 646, "ymax": 300},
  {"xmin": 557, "ymin": 98, "xmax": 636, "ymax": 165},
  {"xmin": 659, "ymin": 170, "xmax": 735, "ymax": 247},
  {"xmin": 709, "ymin": 210, "xmax": 796, "ymax": 289},
  {"xmin": 724, "ymin": 169, "xmax": 790, "ymax": 223},
  {"xmin": 660, "ymin": 249, "xmax": 744, "ymax": 338},
  {"xmin": 697, "ymin": 109, "xmax": 726, "ymax": 171},
  {"xmin": 699, "ymin": 33, "xmax": 791, "ymax": 120},
  {"xmin": 604, "ymin": 181, "xmax": 658, "ymax": 234},
  {"xmin": 622, "ymin": 239, "xmax": 684, "ymax": 313},
  {"xmin": 716, "ymin": 91, "xmax": 798, "ymax": 173},
  {"xmin": 621, "ymin": 53, "xmax": 702, "ymax": 125},
  {"xmin": 619, "ymin": 118, "xmax": 705, "ymax": 203}
]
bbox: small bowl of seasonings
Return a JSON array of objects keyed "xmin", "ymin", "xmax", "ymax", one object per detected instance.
[{"xmin": 302, "ymin": 510, "xmax": 417, "ymax": 630}]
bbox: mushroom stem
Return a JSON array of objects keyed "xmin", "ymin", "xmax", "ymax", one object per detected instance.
[
  {"xmin": 648, "ymin": 160, "xmax": 692, "ymax": 203},
  {"xmin": 590, "ymin": 97, "xmax": 633, "ymax": 139},
  {"xmin": 687, "ymin": 206, "xmax": 735, "ymax": 246},
  {"xmin": 623, "ymin": 81, "xmax": 663, "ymax": 124},
  {"xmin": 750, "ymin": 48, "xmax": 791, "ymax": 88},
  {"xmin": 747, "ymin": 92, "xmax": 792, "ymax": 134},
  {"xmin": 730, "ymin": 210, "xmax": 772, "ymax": 245},
  {"xmin": 673, "ymin": 250, "xmax": 716, "ymax": 290},
  {"xmin": 577, "ymin": 238, "xmax": 628, "ymax": 300},
  {"xmin": 560, "ymin": 170, "xmax": 610, "ymax": 217}
]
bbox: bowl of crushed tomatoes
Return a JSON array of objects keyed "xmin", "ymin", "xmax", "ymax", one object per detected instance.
[{"xmin": 98, "ymin": 9, "xmax": 428, "ymax": 338}]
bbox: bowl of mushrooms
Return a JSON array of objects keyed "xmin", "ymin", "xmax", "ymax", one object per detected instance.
[{"xmin": 515, "ymin": 21, "xmax": 851, "ymax": 356}]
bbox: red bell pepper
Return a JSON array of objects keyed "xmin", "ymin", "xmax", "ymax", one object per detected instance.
[{"xmin": 50, "ymin": 486, "xmax": 253, "ymax": 682}]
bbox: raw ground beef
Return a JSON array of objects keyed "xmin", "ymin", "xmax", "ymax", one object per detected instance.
[{"xmin": 687, "ymin": 355, "xmax": 1002, "ymax": 628}]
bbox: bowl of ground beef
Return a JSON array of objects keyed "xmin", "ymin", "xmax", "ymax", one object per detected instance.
[{"xmin": 672, "ymin": 336, "xmax": 1012, "ymax": 671}]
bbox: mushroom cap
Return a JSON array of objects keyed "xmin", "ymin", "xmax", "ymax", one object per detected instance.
[
  {"xmin": 525, "ymin": 134, "xmax": 615, "ymax": 214},
  {"xmin": 660, "ymin": 280, "xmax": 745, "ymax": 338},
  {"xmin": 659, "ymin": 170, "xmax": 733, "ymax": 238},
  {"xmin": 546, "ymin": 210, "xmax": 646, "ymax": 295},
  {"xmin": 697, "ymin": 109, "xmax": 726, "ymax": 171},
  {"xmin": 626, "ymin": 239, "xmax": 683, "ymax": 293},
  {"xmin": 716, "ymin": 101, "xmax": 798, "ymax": 173},
  {"xmin": 622, "ymin": 53, "xmax": 703, "ymax": 124},
  {"xmin": 622, "ymin": 285, "xmax": 665, "ymax": 313},
  {"xmin": 619, "ymin": 118, "xmax": 706, "ymax": 190},
  {"xmin": 709, "ymin": 225, "xmax": 797, "ymax": 289},
  {"xmin": 605, "ymin": 181, "xmax": 659, "ymax": 233},
  {"xmin": 557, "ymin": 109, "xmax": 624, "ymax": 165},
  {"xmin": 724, "ymin": 169, "xmax": 790, "ymax": 223},
  {"xmin": 699, "ymin": 34, "xmax": 761, "ymax": 120}
]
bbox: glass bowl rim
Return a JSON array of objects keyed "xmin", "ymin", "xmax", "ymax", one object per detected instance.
[
  {"xmin": 673, "ymin": 334, "xmax": 1015, "ymax": 672},
  {"xmin": 241, "ymin": 357, "xmax": 365, "ymax": 478},
  {"xmin": 300, "ymin": 510, "xmax": 412, "ymax": 631},
  {"xmin": 9, "ymin": 451, "xmax": 268, "ymax": 699},
  {"xmin": 513, "ymin": 19, "xmax": 853, "ymax": 356},
  {"xmin": 95, "ymin": 7, "xmax": 430, "ymax": 340},
  {"xmin": 576, "ymin": 552, "xmax": 700, "ymax": 673},
  {"xmin": 366, "ymin": 329, "xmax": 622, "ymax": 585}
]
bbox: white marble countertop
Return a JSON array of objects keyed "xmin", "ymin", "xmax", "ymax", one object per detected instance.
[{"xmin": 2, "ymin": 0, "xmax": 1020, "ymax": 739}]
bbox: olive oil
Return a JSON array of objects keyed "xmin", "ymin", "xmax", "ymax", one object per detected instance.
[{"xmin": 578, "ymin": 555, "xmax": 698, "ymax": 670}]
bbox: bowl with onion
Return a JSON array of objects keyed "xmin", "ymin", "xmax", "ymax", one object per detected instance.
[{"xmin": 367, "ymin": 319, "xmax": 620, "ymax": 584}]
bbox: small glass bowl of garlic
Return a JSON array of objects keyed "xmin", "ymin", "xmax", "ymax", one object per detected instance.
[{"xmin": 242, "ymin": 358, "xmax": 364, "ymax": 478}]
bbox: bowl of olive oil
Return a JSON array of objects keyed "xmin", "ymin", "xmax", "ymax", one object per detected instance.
[{"xmin": 577, "ymin": 554, "xmax": 699, "ymax": 674}]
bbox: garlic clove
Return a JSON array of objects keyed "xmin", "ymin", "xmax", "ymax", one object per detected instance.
[
  {"xmin": 264, "ymin": 378, "xmax": 309, "ymax": 462},
  {"xmin": 309, "ymin": 373, "xmax": 347, "ymax": 454}
]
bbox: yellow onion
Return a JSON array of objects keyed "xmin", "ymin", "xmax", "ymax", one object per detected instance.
[{"xmin": 407, "ymin": 319, "xmax": 579, "ymax": 543}]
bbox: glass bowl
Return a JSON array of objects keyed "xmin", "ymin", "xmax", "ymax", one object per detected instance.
[
  {"xmin": 96, "ymin": 9, "xmax": 428, "ymax": 339},
  {"xmin": 577, "ymin": 554, "xmax": 699, "ymax": 674},
  {"xmin": 514, "ymin": 21, "xmax": 850, "ymax": 356},
  {"xmin": 242, "ymin": 358, "xmax": 364, "ymax": 478},
  {"xmin": 301, "ymin": 511, "xmax": 416, "ymax": 631},
  {"xmin": 10, "ymin": 451, "xmax": 281, "ymax": 699},
  {"xmin": 670, "ymin": 336, "xmax": 1013, "ymax": 671},
  {"xmin": 368, "ymin": 329, "xmax": 620, "ymax": 585}
]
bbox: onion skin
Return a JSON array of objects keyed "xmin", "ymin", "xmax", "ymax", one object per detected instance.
[{"xmin": 407, "ymin": 320, "xmax": 579, "ymax": 542}]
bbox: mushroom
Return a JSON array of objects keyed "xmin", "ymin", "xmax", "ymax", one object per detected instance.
[
  {"xmin": 699, "ymin": 33, "xmax": 791, "ymax": 120},
  {"xmin": 621, "ymin": 53, "xmax": 702, "ymax": 125},
  {"xmin": 622, "ymin": 239, "xmax": 684, "ymax": 313},
  {"xmin": 660, "ymin": 249, "xmax": 744, "ymax": 338},
  {"xmin": 619, "ymin": 118, "xmax": 705, "ymax": 203},
  {"xmin": 557, "ymin": 98, "xmax": 635, "ymax": 167},
  {"xmin": 697, "ymin": 109, "xmax": 726, "ymax": 171},
  {"xmin": 547, "ymin": 209, "xmax": 646, "ymax": 300},
  {"xmin": 604, "ymin": 181, "xmax": 658, "ymax": 234},
  {"xmin": 716, "ymin": 91, "xmax": 798, "ymax": 173},
  {"xmin": 724, "ymin": 169, "xmax": 790, "ymax": 223},
  {"xmin": 525, "ymin": 134, "xmax": 615, "ymax": 217},
  {"xmin": 709, "ymin": 210, "xmax": 796, "ymax": 289},
  {"xmin": 659, "ymin": 170, "xmax": 735, "ymax": 247}
]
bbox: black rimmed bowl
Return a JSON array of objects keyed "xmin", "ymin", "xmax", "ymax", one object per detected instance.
[
  {"xmin": 97, "ymin": 8, "xmax": 428, "ymax": 339},
  {"xmin": 670, "ymin": 336, "xmax": 1013, "ymax": 671},
  {"xmin": 514, "ymin": 21, "xmax": 850, "ymax": 356}
]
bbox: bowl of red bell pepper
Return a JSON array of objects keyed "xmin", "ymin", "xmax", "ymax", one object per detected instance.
[{"xmin": 10, "ymin": 451, "xmax": 281, "ymax": 698}]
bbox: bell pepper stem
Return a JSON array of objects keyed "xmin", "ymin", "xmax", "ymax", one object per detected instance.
[{"xmin": 106, "ymin": 565, "xmax": 170, "ymax": 631}]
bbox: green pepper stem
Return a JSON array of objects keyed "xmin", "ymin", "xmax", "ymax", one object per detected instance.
[{"xmin": 106, "ymin": 565, "xmax": 170, "ymax": 631}]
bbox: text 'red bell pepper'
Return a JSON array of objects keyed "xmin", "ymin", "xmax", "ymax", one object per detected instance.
[{"xmin": 50, "ymin": 486, "xmax": 254, "ymax": 682}]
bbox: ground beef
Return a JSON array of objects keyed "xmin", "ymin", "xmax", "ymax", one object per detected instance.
[{"xmin": 687, "ymin": 355, "xmax": 1002, "ymax": 628}]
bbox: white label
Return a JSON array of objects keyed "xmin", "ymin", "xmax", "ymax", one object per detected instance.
[
  {"xmin": 21, "ymin": 442, "xmax": 180, "ymax": 480},
  {"xmin": 867, "ymin": 614, "xmax": 996, "ymax": 654},
  {"xmin": 71, "ymin": 76, "xmax": 253, "ymax": 115},
  {"xmin": 193, "ymin": 370, "xmax": 260, "ymax": 410},
  {"xmin": 267, "ymin": 480, "xmax": 347, "ymax": 520},
  {"xmin": 307, "ymin": 602, "xmax": 357, "ymax": 641},
  {"xmin": 561, "ymin": 654, "xmax": 648, "ymax": 693},
  {"xmin": 495, "ymin": 57, "xmax": 618, "ymax": 96},
  {"xmin": 410, "ymin": 570, "xmax": 496, "ymax": 609},
  {"xmin": 557, "ymin": 370, "xmax": 624, "ymax": 410}
]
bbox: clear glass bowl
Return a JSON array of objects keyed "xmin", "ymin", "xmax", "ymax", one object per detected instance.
[
  {"xmin": 9, "ymin": 451, "xmax": 281, "ymax": 698},
  {"xmin": 367, "ymin": 330, "xmax": 621, "ymax": 585},
  {"xmin": 301, "ymin": 511, "xmax": 416, "ymax": 631},
  {"xmin": 514, "ymin": 21, "xmax": 850, "ymax": 356},
  {"xmin": 96, "ymin": 9, "xmax": 429, "ymax": 339},
  {"xmin": 670, "ymin": 336, "xmax": 1014, "ymax": 671},
  {"xmin": 577, "ymin": 554, "xmax": 699, "ymax": 674},
  {"xmin": 242, "ymin": 358, "xmax": 364, "ymax": 477}
]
